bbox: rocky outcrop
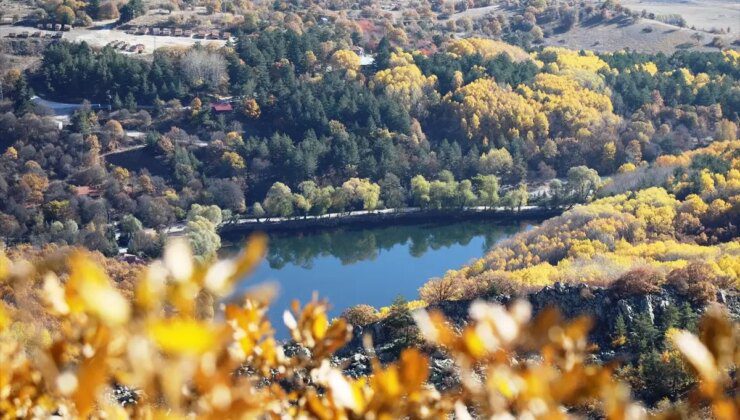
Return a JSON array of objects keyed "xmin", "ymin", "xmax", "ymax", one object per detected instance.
[{"xmin": 334, "ymin": 284, "xmax": 739, "ymax": 383}]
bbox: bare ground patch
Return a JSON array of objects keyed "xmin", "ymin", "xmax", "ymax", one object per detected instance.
[{"xmin": 543, "ymin": 18, "xmax": 737, "ymax": 54}]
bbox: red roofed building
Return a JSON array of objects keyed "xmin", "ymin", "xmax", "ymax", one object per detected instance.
[{"xmin": 211, "ymin": 102, "xmax": 233, "ymax": 113}]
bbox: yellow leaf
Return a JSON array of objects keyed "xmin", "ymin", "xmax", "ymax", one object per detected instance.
[
  {"xmin": 164, "ymin": 239, "xmax": 194, "ymax": 283},
  {"xmin": 399, "ymin": 348, "xmax": 429, "ymax": 391},
  {"xmin": 671, "ymin": 330, "xmax": 719, "ymax": 383},
  {"xmin": 312, "ymin": 312, "xmax": 329, "ymax": 340},
  {"xmin": 0, "ymin": 303, "xmax": 9, "ymax": 331},
  {"xmin": 67, "ymin": 252, "xmax": 130, "ymax": 326},
  {"xmin": 149, "ymin": 318, "xmax": 219, "ymax": 355},
  {"xmin": 73, "ymin": 327, "xmax": 110, "ymax": 417},
  {"xmin": 230, "ymin": 233, "xmax": 267, "ymax": 283}
]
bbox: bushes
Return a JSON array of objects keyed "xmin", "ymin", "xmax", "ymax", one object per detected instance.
[
  {"xmin": 419, "ymin": 276, "xmax": 460, "ymax": 304},
  {"xmin": 666, "ymin": 262, "xmax": 720, "ymax": 304},
  {"xmin": 340, "ymin": 304, "xmax": 380, "ymax": 326},
  {"xmin": 609, "ymin": 266, "xmax": 664, "ymax": 298}
]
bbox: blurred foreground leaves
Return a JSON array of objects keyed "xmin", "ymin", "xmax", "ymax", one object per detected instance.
[{"xmin": 0, "ymin": 237, "xmax": 737, "ymax": 418}]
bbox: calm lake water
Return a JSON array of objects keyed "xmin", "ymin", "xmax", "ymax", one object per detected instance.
[{"xmin": 223, "ymin": 219, "xmax": 536, "ymax": 334}]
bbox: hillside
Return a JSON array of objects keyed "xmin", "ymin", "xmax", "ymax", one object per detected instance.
[{"xmin": 417, "ymin": 141, "xmax": 739, "ymax": 302}]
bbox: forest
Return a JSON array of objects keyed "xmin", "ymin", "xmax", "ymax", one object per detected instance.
[{"xmin": 0, "ymin": 30, "xmax": 737, "ymax": 261}]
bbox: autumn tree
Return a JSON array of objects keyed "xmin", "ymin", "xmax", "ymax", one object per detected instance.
[
  {"xmin": 340, "ymin": 178, "xmax": 380, "ymax": 211},
  {"xmin": 263, "ymin": 182, "xmax": 294, "ymax": 218},
  {"xmin": 184, "ymin": 204, "xmax": 222, "ymax": 260},
  {"xmin": 240, "ymin": 98, "xmax": 260, "ymax": 119},
  {"xmin": 330, "ymin": 49, "xmax": 361, "ymax": 77},
  {"xmin": 474, "ymin": 175, "xmax": 499, "ymax": 209},
  {"xmin": 503, "ymin": 184, "xmax": 528, "ymax": 211},
  {"xmin": 411, "ymin": 175, "xmax": 431, "ymax": 208},
  {"xmin": 566, "ymin": 166, "xmax": 601, "ymax": 202},
  {"xmin": 372, "ymin": 54, "xmax": 438, "ymax": 115}
]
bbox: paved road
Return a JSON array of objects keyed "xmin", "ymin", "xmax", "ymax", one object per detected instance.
[{"xmin": 31, "ymin": 95, "xmax": 103, "ymax": 115}]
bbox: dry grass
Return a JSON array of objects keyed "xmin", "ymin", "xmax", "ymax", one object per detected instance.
[
  {"xmin": 543, "ymin": 17, "xmax": 736, "ymax": 54},
  {"xmin": 620, "ymin": 0, "xmax": 740, "ymax": 33}
]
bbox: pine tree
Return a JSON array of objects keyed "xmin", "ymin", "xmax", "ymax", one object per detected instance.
[
  {"xmin": 658, "ymin": 304, "xmax": 679, "ymax": 332},
  {"xmin": 631, "ymin": 311, "xmax": 659, "ymax": 353},
  {"xmin": 678, "ymin": 302, "xmax": 698, "ymax": 331},
  {"xmin": 125, "ymin": 92, "xmax": 137, "ymax": 111},
  {"xmin": 13, "ymin": 76, "xmax": 34, "ymax": 115},
  {"xmin": 111, "ymin": 93, "xmax": 123, "ymax": 110},
  {"xmin": 88, "ymin": 0, "xmax": 101, "ymax": 20},
  {"xmin": 613, "ymin": 314, "xmax": 627, "ymax": 339}
]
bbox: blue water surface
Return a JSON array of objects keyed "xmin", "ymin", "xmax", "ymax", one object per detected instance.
[{"xmin": 226, "ymin": 219, "xmax": 535, "ymax": 335}]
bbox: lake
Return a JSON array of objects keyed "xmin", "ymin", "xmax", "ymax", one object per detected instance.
[{"xmin": 223, "ymin": 219, "xmax": 536, "ymax": 334}]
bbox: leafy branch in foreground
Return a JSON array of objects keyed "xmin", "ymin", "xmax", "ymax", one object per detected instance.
[{"xmin": 0, "ymin": 238, "xmax": 737, "ymax": 418}]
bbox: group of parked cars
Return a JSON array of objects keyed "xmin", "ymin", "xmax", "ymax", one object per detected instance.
[
  {"xmin": 7, "ymin": 30, "xmax": 63, "ymax": 39},
  {"xmin": 6, "ymin": 22, "xmax": 69, "ymax": 39},
  {"xmin": 126, "ymin": 26, "xmax": 231, "ymax": 40}
]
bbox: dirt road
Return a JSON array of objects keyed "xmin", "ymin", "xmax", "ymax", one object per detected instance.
[{"xmin": 0, "ymin": 24, "xmax": 226, "ymax": 54}]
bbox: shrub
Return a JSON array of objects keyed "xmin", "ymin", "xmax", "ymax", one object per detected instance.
[
  {"xmin": 0, "ymin": 241, "xmax": 737, "ymax": 418},
  {"xmin": 340, "ymin": 304, "xmax": 380, "ymax": 326},
  {"xmin": 666, "ymin": 262, "xmax": 719, "ymax": 304},
  {"xmin": 419, "ymin": 276, "xmax": 460, "ymax": 303},
  {"xmin": 610, "ymin": 266, "xmax": 663, "ymax": 298}
]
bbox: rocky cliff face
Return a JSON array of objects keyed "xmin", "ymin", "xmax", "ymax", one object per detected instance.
[{"xmin": 333, "ymin": 284, "xmax": 739, "ymax": 388}]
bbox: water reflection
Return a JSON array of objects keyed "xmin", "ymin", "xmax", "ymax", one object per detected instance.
[
  {"xmin": 223, "ymin": 220, "xmax": 527, "ymax": 268},
  {"xmin": 222, "ymin": 219, "xmax": 536, "ymax": 337}
]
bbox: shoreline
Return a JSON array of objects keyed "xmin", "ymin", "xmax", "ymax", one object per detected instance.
[{"xmin": 216, "ymin": 206, "xmax": 565, "ymax": 236}]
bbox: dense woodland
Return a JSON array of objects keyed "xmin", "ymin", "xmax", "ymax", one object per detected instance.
[
  {"xmin": 337, "ymin": 141, "xmax": 739, "ymax": 403},
  {"xmin": 1, "ymin": 29, "xmax": 738, "ymax": 260}
]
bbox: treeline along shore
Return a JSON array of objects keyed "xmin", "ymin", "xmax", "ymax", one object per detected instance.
[{"xmin": 216, "ymin": 206, "xmax": 564, "ymax": 235}]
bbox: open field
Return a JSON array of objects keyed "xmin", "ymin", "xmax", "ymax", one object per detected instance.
[
  {"xmin": 448, "ymin": 4, "xmax": 502, "ymax": 20},
  {"xmin": 544, "ymin": 17, "xmax": 737, "ymax": 54},
  {"xmin": 620, "ymin": 0, "xmax": 740, "ymax": 33},
  {"xmin": 0, "ymin": 25, "xmax": 226, "ymax": 54}
]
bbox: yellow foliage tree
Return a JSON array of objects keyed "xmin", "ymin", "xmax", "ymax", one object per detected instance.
[
  {"xmin": 447, "ymin": 38, "xmax": 530, "ymax": 62},
  {"xmin": 372, "ymin": 62, "xmax": 438, "ymax": 114},
  {"xmin": 329, "ymin": 49, "xmax": 361, "ymax": 76},
  {"xmin": 445, "ymin": 78, "xmax": 547, "ymax": 144}
]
